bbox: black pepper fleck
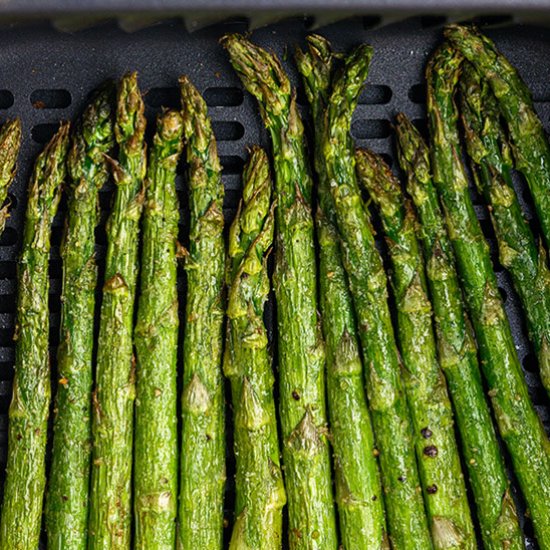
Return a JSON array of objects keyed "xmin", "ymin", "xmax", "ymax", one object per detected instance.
[
  {"xmin": 292, "ymin": 390, "xmax": 300, "ymax": 400},
  {"xmin": 421, "ymin": 427, "xmax": 432, "ymax": 439},
  {"xmin": 427, "ymin": 484, "xmax": 438, "ymax": 494},
  {"xmin": 423, "ymin": 445, "xmax": 438, "ymax": 457},
  {"xmin": 397, "ymin": 475, "xmax": 405, "ymax": 482}
]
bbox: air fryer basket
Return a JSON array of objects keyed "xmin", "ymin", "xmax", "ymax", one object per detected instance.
[{"xmin": 0, "ymin": 12, "xmax": 548, "ymax": 549}]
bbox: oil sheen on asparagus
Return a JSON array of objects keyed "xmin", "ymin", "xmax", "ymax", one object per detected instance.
[
  {"xmin": 459, "ymin": 63, "xmax": 550, "ymax": 399},
  {"xmin": 178, "ymin": 76, "xmax": 226, "ymax": 550},
  {"xmin": 224, "ymin": 147, "xmax": 286, "ymax": 549},
  {"xmin": 222, "ymin": 34, "xmax": 337, "ymax": 549},
  {"xmin": 134, "ymin": 110, "xmax": 183, "ymax": 549},
  {"xmin": 0, "ymin": 123, "xmax": 69, "ymax": 550},
  {"xmin": 295, "ymin": 34, "xmax": 387, "ymax": 550},
  {"xmin": 88, "ymin": 73, "xmax": 146, "ymax": 550},
  {"xmin": 322, "ymin": 42, "xmax": 433, "ymax": 549},
  {"xmin": 46, "ymin": 84, "xmax": 114, "ymax": 550},
  {"xmin": 357, "ymin": 148, "xmax": 476, "ymax": 549},
  {"xmin": 395, "ymin": 112, "xmax": 524, "ymax": 550},
  {"xmin": 427, "ymin": 42, "xmax": 550, "ymax": 547}
]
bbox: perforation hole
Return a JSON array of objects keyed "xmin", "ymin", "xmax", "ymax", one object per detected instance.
[
  {"xmin": 359, "ymin": 85, "xmax": 392, "ymax": 105},
  {"xmin": 0, "ymin": 364, "xmax": 12, "ymax": 382},
  {"xmin": 363, "ymin": 16, "xmax": 382, "ymax": 30},
  {"xmin": 145, "ymin": 87, "xmax": 179, "ymax": 109},
  {"xmin": 212, "ymin": 121, "xmax": 244, "ymax": 141},
  {"xmin": 224, "ymin": 189, "xmax": 241, "ymax": 210},
  {"xmin": 378, "ymin": 153, "xmax": 393, "ymax": 168},
  {"xmin": 220, "ymin": 156, "xmax": 244, "ymax": 176},
  {"xmin": 408, "ymin": 84, "xmax": 426, "ymax": 104},
  {"xmin": 522, "ymin": 352, "xmax": 538, "ymax": 373},
  {"xmin": 498, "ymin": 286, "xmax": 508, "ymax": 303},
  {"xmin": 204, "ymin": 87, "xmax": 243, "ymax": 107},
  {"xmin": 31, "ymin": 123, "xmax": 60, "ymax": 144},
  {"xmin": 0, "ymin": 262, "xmax": 15, "ymax": 279},
  {"xmin": 412, "ymin": 118, "xmax": 428, "ymax": 140},
  {"xmin": 48, "ymin": 259, "xmax": 63, "ymax": 280},
  {"xmin": 30, "ymin": 89, "xmax": 71, "ymax": 109},
  {"xmin": 420, "ymin": 15, "xmax": 447, "ymax": 28},
  {"xmin": 0, "ymin": 329, "xmax": 13, "ymax": 347},
  {"xmin": 0, "ymin": 297, "xmax": 15, "ymax": 314},
  {"xmin": 0, "ymin": 228, "xmax": 17, "ymax": 246},
  {"xmin": 351, "ymin": 119, "xmax": 391, "ymax": 140},
  {"xmin": 5, "ymin": 193, "xmax": 17, "ymax": 210},
  {"xmin": 0, "ymin": 91, "xmax": 14, "ymax": 109}
]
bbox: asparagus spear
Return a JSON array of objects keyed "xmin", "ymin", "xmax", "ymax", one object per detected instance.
[
  {"xmin": 222, "ymin": 35, "xmax": 337, "ymax": 549},
  {"xmin": 134, "ymin": 110, "xmax": 183, "ymax": 550},
  {"xmin": 0, "ymin": 122, "xmax": 70, "ymax": 550},
  {"xmin": 322, "ymin": 43, "xmax": 433, "ymax": 549},
  {"xmin": 178, "ymin": 76, "xmax": 226, "ymax": 550},
  {"xmin": 0, "ymin": 119, "xmax": 22, "ymax": 234},
  {"xmin": 46, "ymin": 84, "xmax": 115, "ymax": 550},
  {"xmin": 427, "ymin": 43, "xmax": 550, "ymax": 547},
  {"xmin": 88, "ymin": 72, "xmax": 146, "ymax": 550},
  {"xmin": 296, "ymin": 35, "xmax": 388, "ymax": 550},
  {"xmin": 445, "ymin": 25, "xmax": 550, "ymax": 252},
  {"xmin": 357, "ymin": 148, "xmax": 475, "ymax": 549},
  {"xmin": 395, "ymin": 112, "xmax": 524, "ymax": 550},
  {"xmin": 224, "ymin": 146, "xmax": 286, "ymax": 550},
  {"xmin": 459, "ymin": 63, "xmax": 550, "ymax": 398}
]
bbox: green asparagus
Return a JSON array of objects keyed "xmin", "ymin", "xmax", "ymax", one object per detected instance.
[
  {"xmin": 459, "ymin": 63, "xmax": 550, "ymax": 398},
  {"xmin": 0, "ymin": 122, "xmax": 70, "ymax": 550},
  {"xmin": 323, "ymin": 43, "xmax": 433, "ymax": 549},
  {"xmin": 0, "ymin": 119, "xmax": 22, "ymax": 235},
  {"xmin": 395, "ymin": 112, "xmax": 524, "ymax": 550},
  {"xmin": 88, "ymin": 73, "xmax": 146, "ymax": 550},
  {"xmin": 427, "ymin": 43, "xmax": 550, "ymax": 547},
  {"xmin": 357, "ymin": 148, "xmax": 475, "ymax": 549},
  {"xmin": 178, "ymin": 76, "xmax": 226, "ymax": 550},
  {"xmin": 46, "ymin": 84, "xmax": 115, "ymax": 550},
  {"xmin": 296, "ymin": 34, "xmax": 388, "ymax": 550},
  {"xmin": 445, "ymin": 25, "xmax": 550, "ymax": 251},
  {"xmin": 222, "ymin": 34, "xmax": 337, "ymax": 549},
  {"xmin": 134, "ymin": 110, "xmax": 183, "ymax": 550},
  {"xmin": 224, "ymin": 146, "xmax": 286, "ymax": 550}
]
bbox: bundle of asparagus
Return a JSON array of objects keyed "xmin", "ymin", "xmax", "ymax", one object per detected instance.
[{"xmin": 0, "ymin": 21, "xmax": 549, "ymax": 550}]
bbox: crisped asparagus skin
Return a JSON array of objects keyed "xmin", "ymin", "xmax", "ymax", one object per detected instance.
[
  {"xmin": 427, "ymin": 43, "xmax": 550, "ymax": 547},
  {"xmin": 222, "ymin": 34, "xmax": 337, "ymax": 550},
  {"xmin": 395, "ymin": 112, "xmax": 525, "ymax": 550},
  {"xmin": 224, "ymin": 146, "xmax": 286, "ymax": 550},
  {"xmin": 134, "ymin": 110, "xmax": 183, "ymax": 550},
  {"xmin": 460, "ymin": 63, "xmax": 550, "ymax": 398},
  {"xmin": 46, "ymin": 84, "xmax": 115, "ymax": 550},
  {"xmin": 357, "ymin": 148, "xmax": 475, "ymax": 549},
  {"xmin": 445, "ymin": 24, "xmax": 550, "ymax": 252},
  {"xmin": 0, "ymin": 119, "xmax": 22, "ymax": 234},
  {"xmin": 88, "ymin": 72, "xmax": 146, "ymax": 550},
  {"xmin": 0, "ymin": 123, "xmax": 70, "ymax": 550},
  {"xmin": 296, "ymin": 35, "xmax": 388, "ymax": 550},
  {"xmin": 323, "ymin": 44, "xmax": 433, "ymax": 550},
  {"xmin": 178, "ymin": 75, "xmax": 226, "ymax": 550}
]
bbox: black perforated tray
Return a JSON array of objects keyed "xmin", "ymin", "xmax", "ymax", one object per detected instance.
[{"xmin": 0, "ymin": 14, "xmax": 548, "ymax": 549}]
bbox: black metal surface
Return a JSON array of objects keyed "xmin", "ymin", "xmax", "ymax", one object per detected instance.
[{"xmin": 0, "ymin": 15, "xmax": 548, "ymax": 548}]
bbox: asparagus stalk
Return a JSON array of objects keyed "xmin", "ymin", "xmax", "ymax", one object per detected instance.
[
  {"xmin": 178, "ymin": 76, "xmax": 226, "ymax": 550},
  {"xmin": 88, "ymin": 73, "xmax": 146, "ymax": 550},
  {"xmin": 296, "ymin": 35, "xmax": 388, "ymax": 550},
  {"xmin": 224, "ymin": 146, "xmax": 286, "ymax": 550},
  {"xmin": 134, "ymin": 110, "xmax": 183, "ymax": 550},
  {"xmin": 459, "ymin": 63, "xmax": 550, "ymax": 398},
  {"xmin": 427, "ymin": 43, "xmax": 550, "ymax": 547},
  {"xmin": 357, "ymin": 149, "xmax": 476, "ymax": 549},
  {"xmin": 46, "ymin": 84, "xmax": 115, "ymax": 550},
  {"xmin": 222, "ymin": 34, "xmax": 337, "ymax": 549},
  {"xmin": 0, "ymin": 122, "xmax": 70, "ymax": 550},
  {"xmin": 0, "ymin": 119, "xmax": 22, "ymax": 234},
  {"xmin": 445, "ymin": 25, "xmax": 550, "ymax": 252},
  {"xmin": 322, "ymin": 43, "xmax": 433, "ymax": 549},
  {"xmin": 395, "ymin": 112, "xmax": 524, "ymax": 550}
]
